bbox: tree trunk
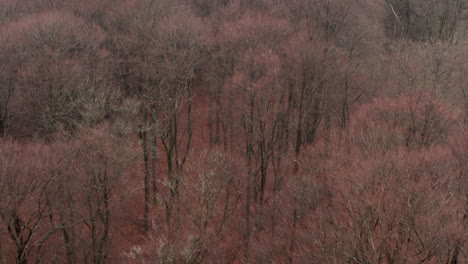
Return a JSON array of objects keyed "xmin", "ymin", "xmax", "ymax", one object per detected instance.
[
  {"xmin": 139, "ymin": 110, "xmax": 151, "ymax": 232},
  {"xmin": 151, "ymin": 127, "xmax": 158, "ymax": 204}
]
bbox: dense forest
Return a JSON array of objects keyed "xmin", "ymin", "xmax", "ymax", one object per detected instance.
[{"xmin": 0, "ymin": 0, "xmax": 467, "ymax": 263}]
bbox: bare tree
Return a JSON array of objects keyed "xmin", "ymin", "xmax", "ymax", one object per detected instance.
[
  {"xmin": 384, "ymin": 0, "xmax": 467, "ymax": 41},
  {"xmin": 139, "ymin": 10, "xmax": 210, "ymax": 227},
  {"xmin": 0, "ymin": 140, "xmax": 65, "ymax": 264},
  {"xmin": 73, "ymin": 128, "xmax": 137, "ymax": 264}
]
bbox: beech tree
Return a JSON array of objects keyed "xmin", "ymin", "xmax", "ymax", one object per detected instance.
[
  {"xmin": 0, "ymin": 140, "xmax": 65, "ymax": 264},
  {"xmin": 0, "ymin": 70, "xmax": 12, "ymax": 137},
  {"xmin": 0, "ymin": 1, "xmax": 467, "ymax": 263},
  {"xmin": 72, "ymin": 128, "xmax": 137, "ymax": 264},
  {"xmin": 115, "ymin": 4, "xmax": 210, "ymax": 231},
  {"xmin": 0, "ymin": 11, "xmax": 109, "ymax": 138},
  {"xmin": 384, "ymin": 0, "xmax": 467, "ymax": 41},
  {"xmin": 152, "ymin": 150, "xmax": 244, "ymax": 263},
  {"xmin": 215, "ymin": 14, "xmax": 294, "ymax": 250},
  {"xmin": 147, "ymin": 10, "xmax": 209, "ymax": 226},
  {"xmin": 230, "ymin": 45, "xmax": 284, "ymax": 208},
  {"xmin": 0, "ymin": 22, "xmax": 19, "ymax": 137},
  {"xmin": 283, "ymin": 33, "xmax": 333, "ymax": 166},
  {"xmin": 104, "ymin": 0, "xmax": 169, "ymax": 232}
]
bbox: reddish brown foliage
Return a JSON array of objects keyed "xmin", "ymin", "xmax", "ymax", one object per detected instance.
[{"xmin": 0, "ymin": 0, "xmax": 467, "ymax": 263}]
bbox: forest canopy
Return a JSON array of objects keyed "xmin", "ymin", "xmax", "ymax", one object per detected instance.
[{"xmin": 0, "ymin": 0, "xmax": 467, "ymax": 263}]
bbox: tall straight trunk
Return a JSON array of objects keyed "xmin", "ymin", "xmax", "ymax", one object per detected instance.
[
  {"xmin": 0, "ymin": 119, "xmax": 4, "ymax": 137},
  {"xmin": 294, "ymin": 124, "xmax": 303, "ymax": 174},
  {"xmin": 305, "ymin": 81, "xmax": 324, "ymax": 145},
  {"xmin": 208, "ymin": 92, "xmax": 214, "ymax": 147},
  {"xmin": 244, "ymin": 95, "xmax": 255, "ymax": 255},
  {"xmin": 139, "ymin": 110, "xmax": 150, "ymax": 232},
  {"xmin": 449, "ymin": 239, "xmax": 460, "ymax": 264},
  {"xmin": 0, "ymin": 242, "xmax": 5, "ymax": 264},
  {"xmin": 229, "ymin": 97, "xmax": 234, "ymax": 153},
  {"xmin": 150, "ymin": 125, "xmax": 158, "ymax": 204},
  {"xmin": 97, "ymin": 171, "xmax": 111, "ymax": 264},
  {"xmin": 341, "ymin": 76, "xmax": 350, "ymax": 128},
  {"xmin": 0, "ymin": 78, "xmax": 12, "ymax": 138},
  {"xmin": 215, "ymin": 85, "xmax": 221, "ymax": 144},
  {"xmin": 259, "ymin": 136, "xmax": 267, "ymax": 207},
  {"xmin": 288, "ymin": 207, "xmax": 298, "ymax": 264},
  {"xmin": 245, "ymin": 148, "xmax": 253, "ymax": 258},
  {"xmin": 181, "ymin": 96, "xmax": 193, "ymax": 168},
  {"xmin": 164, "ymin": 142, "xmax": 174, "ymax": 227},
  {"xmin": 87, "ymin": 169, "xmax": 111, "ymax": 264},
  {"xmin": 62, "ymin": 197, "xmax": 77, "ymax": 264},
  {"xmin": 163, "ymin": 95, "xmax": 188, "ymax": 226},
  {"xmin": 222, "ymin": 120, "xmax": 228, "ymax": 151},
  {"xmin": 294, "ymin": 81, "xmax": 306, "ymax": 174},
  {"xmin": 172, "ymin": 108, "xmax": 179, "ymax": 173}
]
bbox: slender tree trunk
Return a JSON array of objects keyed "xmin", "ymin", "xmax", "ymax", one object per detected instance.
[
  {"xmin": 181, "ymin": 97, "xmax": 193, "ymax": 168},
  {"xmin": 259, "ymin": 133, "xmax": 267, "ymax": 207},
  {"xmin": 449, "ymin": 239, "xmax": 460, "ymax": 264},
  {"xmin": 208, "ymin": 91, "xmax": 214, "ymax": 147},
  {"xmin": 222, "ymin": 120, "xmax": 228, "ymax": 151},
  {"xmin": 0, "ymin": 118, "xmax": 4, "ymax": 137},
  {"xmin": 0, "ymin": 242, "xmax": 6, "ymax": 264},
  {"xmin": 98, "ymin": 171, "xmax": 111, "ymax": 264},
  {"xmin": 139, "ymin": 110, "xmax": 151, "ymax": 232},
  {"xmin": 215, "ymin": 86, "xmax": 221, "ymax": 145},
  {"xmin": 288, "ymin": 208, "xmax": 298, "ymax": 264},
  {"xmin": 229, "ymin": 97, "xmax": 234, "ymax": 153},
  {"xmin": 7, "ymin": 214, "xmax": 29, "ymax": 264},
  {"xmin": 62, "ymin": 198, "xmax": 77, "ymax": 264},
  {"xmin": 244, "ymin": 95, "xmax": 255, "ymax": 257},
  {"xmin": 151, "ymin": 121, "xmax": 158, "ymax": 204},
  {"xmin": 294, "ymin": 82, "xmax": 305, "ymax": 174},
  {"xmin": 88, "ymin": 169, "xmax": 111, "ymax": 264}
]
